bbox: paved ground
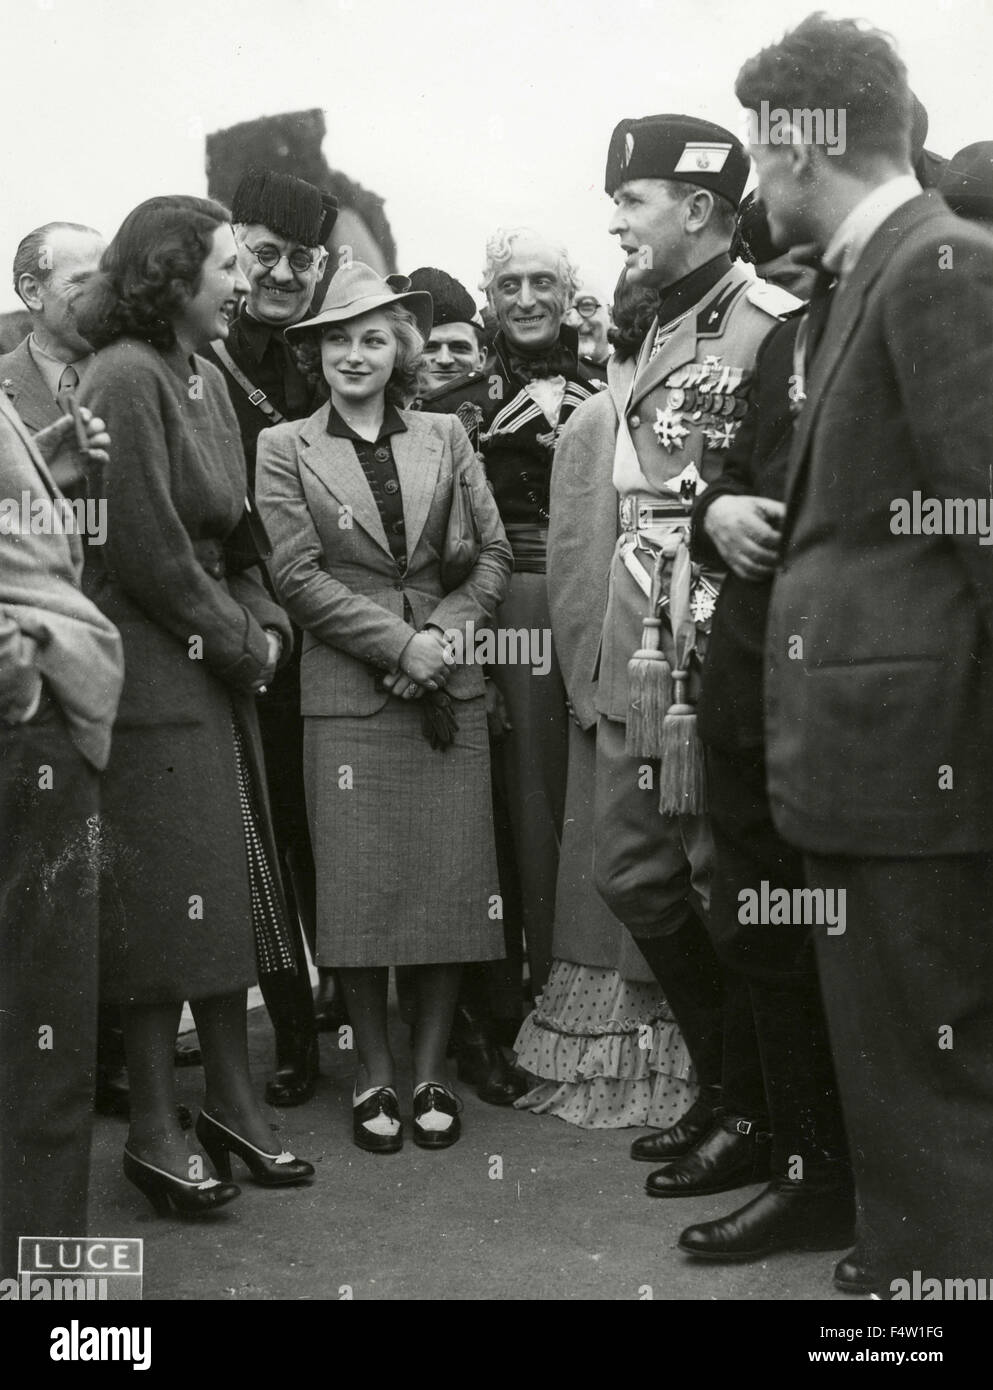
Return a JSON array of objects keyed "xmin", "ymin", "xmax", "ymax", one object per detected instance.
[{"xmin": 88, "ymin": 1003, "xmax": 853, "ymax": 1302}]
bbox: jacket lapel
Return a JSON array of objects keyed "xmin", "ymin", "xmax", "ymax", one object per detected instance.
[
  {"xmin": 298, "ymin": 407, "xmax": 391, "ymax": 555},
  {"xmin": 629, "ymin": 264, "xmax": 750, "ymax": 410},
  {"xmin": 784, "ymin": 194, "xmax": 942, "ymax": 533},
  {"xmin": 393, "ymin": 414, "xmax": 442, "ymax": 559},
  {"xmin": 0, "ymin": 339, "xmax": 61, "ymax": 433}
]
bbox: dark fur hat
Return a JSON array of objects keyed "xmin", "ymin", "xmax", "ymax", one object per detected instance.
[
  {"xmin": 408, "ymin": 267, "xmax": 479, "ymax": 328},
  {"xmin": 231, "ymin": 167, "xmax": 338, "ymax": 246}
]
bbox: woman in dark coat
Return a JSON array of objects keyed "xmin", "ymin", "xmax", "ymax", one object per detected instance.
[
  {"xmin": 78, "ymin": 196, "xmax": 313, "ymax": 1216},
  {"xmin": 257, "ymin": 262, "xmax": 512, "ymax": 1152}
]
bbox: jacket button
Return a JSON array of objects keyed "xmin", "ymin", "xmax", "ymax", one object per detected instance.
[
  {"xmin": 384, "ymin": 479, "xmax": 399, "ymax": 495},
  {"xmin": 630, "ymin": 415, "xmax": 641, "ymax": 428},
  {"xmin": 392, "ymin": 519, "xmax": 405, "ymax": 535}
]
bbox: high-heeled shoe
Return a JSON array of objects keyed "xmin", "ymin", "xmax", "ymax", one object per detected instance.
[
  {"xmin": 353, "ymin": 1087, "xmax": 403, "ymax": 1154},
  {"xmin": 195, "ymin": 1111, "xmax": 315, "ymax": 1186},
  {"xmin": 412, "ymin": 1082, "xmax": 462, "ymax": 1150},
  {"xmin": 122, "ymin": 1146, "xmax": 240, "ymax": 1217}
]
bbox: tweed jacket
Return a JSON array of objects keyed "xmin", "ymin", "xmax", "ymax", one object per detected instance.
[
  {"xmin": 766, "ymin": 192, "xmax": 993, "ymax": 854},
  {"xmin": 0, "ymin": 336, "xmax": 62, "ymax": 434},
  {"xmin": 256, "ymin": 405, "xmax": 513, "ymax": 716},
  {"xmin": 0, "ymin": 389, "xmax": 123, "ymax": 768}
]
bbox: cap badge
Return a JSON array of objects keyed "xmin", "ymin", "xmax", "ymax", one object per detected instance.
[
  {"xmin": 624, "ymin": 131, "xmax": 635, "ymax": 166},
  {"xmin": 673, "ymin": 142, "xmax": 732, "ymax": 174}
]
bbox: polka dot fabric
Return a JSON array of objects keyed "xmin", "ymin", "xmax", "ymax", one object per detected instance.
[{"xmin": 512, "ymin": 960, "xmax": 699, "ymax": 1129}]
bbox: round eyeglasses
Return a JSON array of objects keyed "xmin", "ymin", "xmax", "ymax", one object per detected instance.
[
  {"xmin": 248, "ymin": 243, "xmax": 320, "ymax": 275},
  {"xmin": 573, "ymin": 297, "xmax": 603, "ymax": 318}
]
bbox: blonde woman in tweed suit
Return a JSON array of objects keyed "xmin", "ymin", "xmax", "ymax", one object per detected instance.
[{"xmin": 258, "ymin": 263, "xmax": 512, "ymax": 1152}]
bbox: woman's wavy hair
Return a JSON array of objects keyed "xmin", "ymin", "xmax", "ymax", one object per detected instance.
[
  {"xmin": 75, "ymin": 195, "xmax": 231, "ymax": 352},
  {"xmin": 290, "ymin": 305, "xmax": 424, "ymax": 408},
  {"xmin": 608, "ymin": 269, "xmax": 660, "ymax": 363}
]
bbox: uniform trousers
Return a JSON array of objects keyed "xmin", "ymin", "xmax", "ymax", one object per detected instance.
[
  {"xmin": 807, "ymin": 851, "xmax": 993, "ymax": 1289},
  {"xmin": 594, "ymin": 715, "xmax": 765, "ymax": 1109},
  {"xmin": 0, "ymin": 696, "xmax": 100, "ymax": 1276}
]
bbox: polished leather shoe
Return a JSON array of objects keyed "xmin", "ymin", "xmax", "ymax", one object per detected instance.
[
  {"xmin": 645, "ymin": 1117, "xmax": 770, "ymax": 1198},
  {"xmin": 834, "ymin": 1247, "xmax": 877, "ymax": 1295},
  {"xmin": 353, "ymin": 1087, "xmax": 403, "ymax": 1155},
  {"xmin": 265, "ymin": 1035, "xmax": 319, "ymax": 1108},
  {"xmin": 630, "ymin": 1096, "xmax": 717, "ymax": 1163},
  {"xmin": 451, "ymin": 1005, "xmax": 527, "ymax": 1106},
  {"xmin": 412, "ymin": 1083, "xmax": 462, "ymax": 1150},
  {"xmin": 195, "ymin": 1111, "xmax": 315, "ymax": 1186},
  {"xmin": 677, "ymin": 1178, "xmax": 856, "ymax": 1260}
]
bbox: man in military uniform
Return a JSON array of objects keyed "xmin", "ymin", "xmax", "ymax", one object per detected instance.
[
  {"xmin": 416, "ymin": 240, "xmax": 600, "ymax": 1095},
  {"xmin": 594, "ymin": 115, "xmax": 802, "ymax": 1200},
  {"xmin": 205, "ymin": 168, "xmax": 338, "ymax": 1106}
]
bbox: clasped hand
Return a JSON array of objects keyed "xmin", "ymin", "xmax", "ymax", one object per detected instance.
[
  {"xmin": 703, "ymin": 494, "xmax": 786, "ymax": 582},
  {"xmin": 389, "ymin": 629, "xmax": 453, "ymax": 701}
]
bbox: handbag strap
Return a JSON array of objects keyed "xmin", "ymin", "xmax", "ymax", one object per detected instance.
[{"xmin": 211, "ymin": 340, "xmax": 286, "ymax": 424}]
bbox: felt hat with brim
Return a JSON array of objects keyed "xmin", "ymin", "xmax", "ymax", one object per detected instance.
[{"xmin": 286, "ymin": 262, "xmax": 433, "ymax": 342}]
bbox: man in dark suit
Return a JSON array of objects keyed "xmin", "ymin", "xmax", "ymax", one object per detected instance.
[
  {"xmin": 0, "ymin": 390, "xmax": 123, "ymax": 1276},
  {"xmin": 0, "ymin": 223, "xmax": 105, "ymax": 448},
  {"xmin": 737, "ymin": 14, "xmax": 993, "ymax": 1294},
  {"xmin": 204, "ymin": 168, "xmax": 338, "ymax": 1106}
]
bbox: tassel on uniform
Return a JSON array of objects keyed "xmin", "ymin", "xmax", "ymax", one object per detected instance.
[
  {"xmin": 658, "ymin": 666, "xmax": 707, "ymax": 815},
  {"xmin": 626, "ymin": 551, "xmax": 672, "ymax": 757},
  {"xmin": 658, "ymin": 553, "xmax": 706, "ymax": 813}
]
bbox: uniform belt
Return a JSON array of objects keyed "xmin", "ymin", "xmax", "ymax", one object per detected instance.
[
  {"xmin": 619, "ymin": 494, "xmax": 691, "ymax": 532},
  {"xmin": 193, "ymin": 538, "xmax": 227, "ymax": 581}
]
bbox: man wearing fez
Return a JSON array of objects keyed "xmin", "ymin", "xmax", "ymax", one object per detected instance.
[
  {"xmin": 205, "ymin": 168, "xmax": 338, "ymax": 1106},
  {"xmin": 595, "ymin": 115, "xmax": 801, "ymax": 1200},
  {"xmin": 416, "ymin": 236, "xmax": 599, "ymax": 1091},
  {"xmin": 409, "ymin": 267, "xmax": 487, "ymax": 393}
]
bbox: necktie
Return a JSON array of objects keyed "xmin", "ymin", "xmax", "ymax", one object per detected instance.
[{"xmin": 57, "ymin": 364, "xmax": 80, "ymax": 407}]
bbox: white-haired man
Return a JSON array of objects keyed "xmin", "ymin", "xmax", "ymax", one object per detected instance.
[{"xmin": 416, "ymin": 227, "xmax": 602, "ymax": 1088}]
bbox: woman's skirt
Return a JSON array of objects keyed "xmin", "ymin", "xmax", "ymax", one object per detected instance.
[
  {"xmin": 513, "ymin": 962, "xmax": 698, "ymax": 1130},
  {"xmin": 304, "ymin": 694, "xmax": 504, "ymax": 967}
]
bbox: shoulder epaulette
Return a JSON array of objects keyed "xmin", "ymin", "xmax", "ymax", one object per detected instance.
[{"xmin": 745, "ymin": 279, "xmax": 805, "ymax": 318}]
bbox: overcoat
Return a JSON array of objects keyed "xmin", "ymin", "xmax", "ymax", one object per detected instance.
[{"xmin": 80, "ymin": 339, "xmax": 292, "ymax": 1003}]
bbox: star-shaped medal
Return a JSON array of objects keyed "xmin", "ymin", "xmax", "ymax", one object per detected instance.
[
  {"xmin": 653, "ymin": 405, "xmax": 689, "ymax": 451},
  {"xmin": 705, "ymin": 422, "xmax": 737, "ymax": 450}
]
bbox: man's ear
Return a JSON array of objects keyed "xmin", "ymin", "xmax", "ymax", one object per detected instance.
[
  {"xmin": 16, "ymin": 272, "xmax": 45, "ymax": 313},
  {"xmin": 315, "ymin": 247, "xmax": 330, "ymax": 276},
  {"xmin": 685, "ymin": 189, "xmax": 717, "ymax": 234}
]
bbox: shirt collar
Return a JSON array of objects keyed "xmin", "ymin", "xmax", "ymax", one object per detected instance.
[
  {"xmin": 822, "ymin": 175, "xmax": 922, "ymax": 280},
  {"xmin": 326, "ymin": 401, "xmax": 407, "ymax": 443},
  {"xmin": 27, "ymin": 335, "xmax": 94, "ymax": 399}
]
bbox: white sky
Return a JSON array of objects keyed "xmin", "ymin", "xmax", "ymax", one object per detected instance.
[{"xmin": 3, "ymin": 0, "xmax": 991, "ymax": 313}]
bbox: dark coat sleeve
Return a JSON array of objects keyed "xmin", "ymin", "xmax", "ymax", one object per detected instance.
[{"xmin": 84, "ymin": 351, "xmax": 271, "ymax": 691}]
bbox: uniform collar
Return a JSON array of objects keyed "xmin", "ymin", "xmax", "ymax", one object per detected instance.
[
  {"xmin": 822, "ymin": 174, "xmax": 922, "ymax": 281},
  {"xmin": 326, "ymin": 401, "xmax": 407, "ymax": 443},
  {"xmin": 655, "ymin": 252, "xmax": 731, "ymax": 331}
]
